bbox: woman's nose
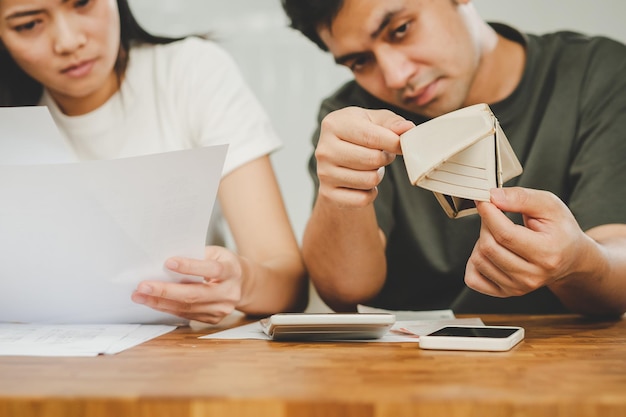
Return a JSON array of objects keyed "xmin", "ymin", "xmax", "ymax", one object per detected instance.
[{"xmin": 53, "ymin": 15, "xmax": 87, "ymax": 55}]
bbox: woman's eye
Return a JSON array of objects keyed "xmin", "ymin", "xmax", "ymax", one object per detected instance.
[
  {"xmin": 75, "ymin": 0, "xmax": 91, "ymax": 8},
  {"xmin": 14, "ymin": 21, "xmax": 39, "ymax": 32}
]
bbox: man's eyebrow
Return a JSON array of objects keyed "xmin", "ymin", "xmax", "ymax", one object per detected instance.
[
  {"xmin": 371, "ymin": 11, "xmax": 396, "ymax": 39},
  {"xmin": 333, "ymin": 10, "xmax": 400, "ymax": 66}
]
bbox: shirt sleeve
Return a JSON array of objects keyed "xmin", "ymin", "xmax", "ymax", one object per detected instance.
[
  {"xmin": 170, "ymin": 37, "xmax": 282, "ymax": 176},
  {"xmin": 568, "ymin": 37, "xmax": 626, "ymax": 231}
]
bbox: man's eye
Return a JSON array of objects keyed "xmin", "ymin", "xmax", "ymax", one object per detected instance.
[
  {"xmin": 391, "ymin": 22, "xmax": 410, "ymax": 41},
  {"xmin": 75, "ymin": 0, "xmax": 91, "ymax": 8},
  {"xmin": 349, "ymin": 56, "xmax": 372, "ymax": 72}
]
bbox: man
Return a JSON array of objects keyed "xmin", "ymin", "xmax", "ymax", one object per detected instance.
[{"xmin": 281, "ymin": 0, "xmax": 626, "ymax": 315}]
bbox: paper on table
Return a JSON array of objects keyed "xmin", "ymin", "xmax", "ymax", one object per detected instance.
[
  {"xmin": 355, "ymin": 307, "xmax": 483, "ymax": 340},
  {"xmin": 199, "ymin": 316, "xmax": 484, "ymax": 343},
  {"xmin": 104, "ymin": 324, "xmax": 177, "ymax": 354},
  {"xmin": 357, "ymin": 305, "xmax": 455, "ymax": 321},
  {"xmin": 199, "ymin": 320, "xmax": 411, "ymax": 342},
  {"xmin": 0, "ymin": 108, "xmax": 228, "ymax": 324},
  {"xmin": 388, "ymin": 317, "xmax": 484, "ymax": 340},
  {"xmin": 200, "ymin": 321, "xmax": 269, "ymax": 341},
  {"xmin": 0, "ymin": 323, "xmax": 176, "ymax": 357}
]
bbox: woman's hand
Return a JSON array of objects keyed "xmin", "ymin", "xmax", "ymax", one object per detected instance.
[{"xmin": 131, "ymin": 246, "xmax": 246, "ymax": 324}]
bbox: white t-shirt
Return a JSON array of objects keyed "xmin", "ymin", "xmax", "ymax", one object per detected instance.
[{"xmin": 40, "ymin": 37, "xmax": 282, "ymax": 245}]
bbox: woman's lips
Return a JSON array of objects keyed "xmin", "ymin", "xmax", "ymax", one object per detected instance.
[{"xmin": 61, "ymin": 59, "xmax": 95, "ymax": 78}]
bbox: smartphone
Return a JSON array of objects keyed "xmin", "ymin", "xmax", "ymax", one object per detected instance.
[
  {"xmin": 260, "ymin": 313, "xmax": 396, "ymax": 341},
  {"xmin": 418, "ymin": 325, "xmax": 524, "ymax": 351}
]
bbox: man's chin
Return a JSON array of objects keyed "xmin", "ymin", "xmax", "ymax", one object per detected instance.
[
  {"xmin": 396, "ymin": 100, "xmax": 453, "ymax": 119},
  {"xmin": 361, "ymin": 85, "xmax": 461, "ymax": 118}
]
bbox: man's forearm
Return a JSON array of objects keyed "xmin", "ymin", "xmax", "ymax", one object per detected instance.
[
  {"xmin": 302, "ymin": 197, "xmax": 387, "ymax": 310},
  {"xmin": 551, "ymin": 224, "xmax": 626, "ymax": 316}
]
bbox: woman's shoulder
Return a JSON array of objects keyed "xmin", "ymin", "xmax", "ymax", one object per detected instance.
[
  {"xmin": 130, "ymin": 36, "xmax": 235, "ymax": 68},
  {"xmin": 125, "ymin": 37, "xmax": 243, "ymax": 96}
]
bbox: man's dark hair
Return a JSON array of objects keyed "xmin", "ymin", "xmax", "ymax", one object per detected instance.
[
  {"xmin": 0, "ymin": 0, "xmax": 180, "ymax": 106},
  {"xmin": 281, "ymin": 0, "xmax": 344, "ymax": 52}
]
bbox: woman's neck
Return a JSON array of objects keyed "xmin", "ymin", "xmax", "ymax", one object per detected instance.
[{"xmin": 49, "ymin": 72, "xmax": 121, "ymax": 116}]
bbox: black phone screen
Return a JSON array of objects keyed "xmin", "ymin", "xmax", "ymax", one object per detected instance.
[{"xmin": 427, "ymin": 326, "xmax": 519, "ymax": 338}]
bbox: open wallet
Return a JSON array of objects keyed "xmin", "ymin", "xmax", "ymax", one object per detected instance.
[{"xmin": 400, "ymin": 103, "xmax": 523, "ymax": 219}]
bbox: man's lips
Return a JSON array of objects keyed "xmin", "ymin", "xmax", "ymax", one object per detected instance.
[{"xmin": 403, "ymin": 79, "xmax": 439, "ymax": 107}]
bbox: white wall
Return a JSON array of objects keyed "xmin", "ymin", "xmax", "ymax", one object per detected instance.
[
  {"xmin": 128, "ymin": 0, "xmax": 352, "ymax": 247},
  {"xmin": 128, "ymin": 0, "xmax": 626, "ymax": 312},
  {"xmin": 475, "ymin": 1, "xmax": 626, "ymax": 42}
]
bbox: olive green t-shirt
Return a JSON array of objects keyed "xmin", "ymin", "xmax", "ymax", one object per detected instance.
[{"xmin": 308, "ymin": 24, "xmax": 626, "ymax": 313}]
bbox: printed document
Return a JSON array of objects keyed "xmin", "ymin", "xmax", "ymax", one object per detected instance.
[
  {"xmin": 0, "ymin": 323, "xmax": 176, "ymax": 357},
  {"xmin": 0, "ymin": 107, "xmax": 227, "ymax": 325}
]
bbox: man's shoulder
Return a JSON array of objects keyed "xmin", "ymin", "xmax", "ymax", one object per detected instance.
[
  {"xmin": 529, "ymin": 29, "xmax": 626, "ymax": 60},
  {"xmin": 526, "ymin": 30, "xmax": 626, "ymax": 87}
]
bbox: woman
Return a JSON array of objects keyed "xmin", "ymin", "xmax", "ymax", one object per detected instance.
[{"xmin": 0, "ymin": 0, "xmax": 307, "ymax": 324}]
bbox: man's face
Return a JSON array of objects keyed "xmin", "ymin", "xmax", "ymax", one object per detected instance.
[{"xmin": 318, "ymin": 0, "xmax": 482, "ymax": 118}]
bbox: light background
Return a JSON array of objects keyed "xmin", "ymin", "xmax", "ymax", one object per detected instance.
[{"xmin": 127, "ymin": 0, "xmax": 626, "ymax": 312}]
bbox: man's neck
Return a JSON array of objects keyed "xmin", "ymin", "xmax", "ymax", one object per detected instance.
[{"xmin": 464, "ymin": 24, "xmax": 526, "ymax": 106}]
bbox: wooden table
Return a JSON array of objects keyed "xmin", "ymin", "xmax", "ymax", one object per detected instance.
[{"xmin": 1, "ymin": 314, "xmax": 625, "ymax": 417}]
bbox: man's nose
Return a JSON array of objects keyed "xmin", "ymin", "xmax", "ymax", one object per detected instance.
[{"xmin": 376, "ymin": 46, "xmax": 415, "ymax": 90}]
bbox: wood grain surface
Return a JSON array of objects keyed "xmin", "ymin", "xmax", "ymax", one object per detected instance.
[{"xmin": 1, "ymin": 314, "xmax": 625, "ymax": 417}]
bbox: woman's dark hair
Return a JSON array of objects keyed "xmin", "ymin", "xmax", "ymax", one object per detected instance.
[
  {"xmin": 0, "ymin": 0, "xmax": 180, "ymax": 106},
  {"xmin": 280, "ymin": 0, "xmax": 344, "ymax": 52}
]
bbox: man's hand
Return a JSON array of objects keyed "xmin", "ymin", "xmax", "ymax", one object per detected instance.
[
  {"xmin": 465, "ymin": 187, "xmax": 596, "ymax": 297},
  {"xmin": 315, "ymin": 107, "xmax": 414, "ymax": 208}
]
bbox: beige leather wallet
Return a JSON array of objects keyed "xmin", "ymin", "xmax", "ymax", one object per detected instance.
[{"xmin": 400, "ymin": 103, "xmax": 523, "ymax": 218}]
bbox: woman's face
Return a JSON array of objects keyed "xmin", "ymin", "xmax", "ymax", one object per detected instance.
[{"xmin": 0, "ymin": 0, "xmax": 121, "ymax": 115}]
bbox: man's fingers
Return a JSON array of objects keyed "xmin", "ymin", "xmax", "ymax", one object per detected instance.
[
  {"xmin": 489, "ymin": 187, "xmax": 563, "ymax": 221},
  {"xmin": 322, "ymin": 107, "xmax": 412, "ymax": 154},
  {"xmin": 315, "ymin": 135, "xmax": 396, "ymax": 171},
  {"xmin": 366, "ymin": 108, "xmax": 415, "ymax": 135},
  {"xmin": 464, "ymin": 257, "xmax": 506, "ymax": 297},
  {"xmin": 476, "ymin": 201, "xmax": 531, "ymax": 251}
]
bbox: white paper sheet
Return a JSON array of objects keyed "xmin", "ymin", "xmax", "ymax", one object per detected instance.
[
  {"xmin": 0, "ymin": 323, "xmax": 176, "ymax": 356},
  {"xmin": 200, "ymin": 316, "xmax": 484, "ymax": 343},
  {"xmin": 387, "ymin": 317, "xmax": 484, "ymax": 340},
  {"xmin": 0, "ymin": 106, "xmax": 77, "ymax": 164},
  {"xmin": 357, "ymin": 305, "xmax": 456, "ymax": 320},
  {"xmin": 0, "ymin": 107, "xmax": 228, "ymax": 324}
]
